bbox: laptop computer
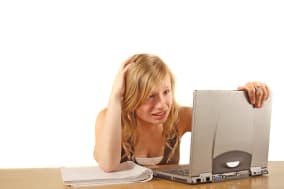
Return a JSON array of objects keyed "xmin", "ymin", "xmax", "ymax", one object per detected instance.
[{"xmin": 152, "ymin": 90, "xmax": 272, "ymax": 184}]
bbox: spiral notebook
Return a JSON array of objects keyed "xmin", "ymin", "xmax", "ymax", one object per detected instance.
[{"xmin": 60, "ymin": 161, "xmax": 153, "ymax": 187}]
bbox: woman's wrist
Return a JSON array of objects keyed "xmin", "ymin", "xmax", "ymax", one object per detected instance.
[{"xmin": 108, "ymin": 92, "xmax": 122, "ymax": 107}]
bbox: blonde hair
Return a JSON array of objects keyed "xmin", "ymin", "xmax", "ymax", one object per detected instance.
[{"xmin": 121, "ymin": 54, "xmax": 180, "ymax": 163}]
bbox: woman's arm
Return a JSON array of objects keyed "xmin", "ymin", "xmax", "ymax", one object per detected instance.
[
  {"xmin": 93, "ymin": 58, "xmax": 134, "ymax": 172},
  {"xmin": 94, "ymin": 99, "xmax": 122, "ymax": 172}
]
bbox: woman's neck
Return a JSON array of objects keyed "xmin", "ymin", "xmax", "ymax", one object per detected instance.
[
  {"xmin": 136, "ymin": 119, "xmax": 163, "ymax": 132},
  {"xmin": 136, "ymin": 122, "xmax": 163, "ymax": 140}
]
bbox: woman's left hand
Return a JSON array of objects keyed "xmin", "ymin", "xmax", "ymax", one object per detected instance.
[{"xmin": 238, "ymin": 81, "xmax": 270, "ymax": 108}]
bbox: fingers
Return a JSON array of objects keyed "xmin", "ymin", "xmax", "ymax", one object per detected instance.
[
  {"xmin": 255, "ymin": 83, "xmax": 264, "ymax": 108},
  {"xmin": 111, "ymin": 57, "xmax": 136, "ymax": 100},
  {"xmin": 263, "ymin": 84, "xmax": 270, "ymax": 100},
  {"xmin": 238, "ymin": 81, "xmax": 270, "ymax": 108},
  {"xmin": 117, "ymin": 59, "xmax": 135, "ymax": 79},
  {"xmin": 120, "ymin": 56, "xmax": 136, "ymax": 70},
  {"xmin": 238, "ymin": 83, "xmax": 256, "ymax": 105},
  {"xmin": 119, "ymin": 58, "xmax": 130, "ymax": 70}
]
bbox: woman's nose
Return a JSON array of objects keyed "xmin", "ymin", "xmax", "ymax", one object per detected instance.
[{"xmin": 155, "ymin": 94, "xmax": 166, "ymax": 107}]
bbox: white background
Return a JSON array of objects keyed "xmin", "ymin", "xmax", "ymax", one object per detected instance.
[{"xmin": 0, "ymin": 0, "xmax": 283, "ymax": 168}]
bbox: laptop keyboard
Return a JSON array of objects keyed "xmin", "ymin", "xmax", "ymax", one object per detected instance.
[{"xmin": 163, "ymin": 166, "xmax": 190, "ymax": 176}]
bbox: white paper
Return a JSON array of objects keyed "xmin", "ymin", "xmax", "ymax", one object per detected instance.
[{"xmin": 60, "ymin": 161, "xmax": 153, "ymax": 187}]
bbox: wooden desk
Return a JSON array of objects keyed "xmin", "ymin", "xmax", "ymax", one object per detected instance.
[{"xmin": 0, "ymin": 161, "xmax": 283, "ymax": 189}]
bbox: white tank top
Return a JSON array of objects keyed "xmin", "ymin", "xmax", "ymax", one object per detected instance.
[{"xmin": 135, "ymin": 156, "xmax": 163, "ymax": 165}]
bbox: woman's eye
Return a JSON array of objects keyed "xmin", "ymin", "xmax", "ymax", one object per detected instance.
[
  {"xmin": 149, "ymin": 94, "xmax": 155, "ymax": 99},
  {"xmin": 164, "ymin": 89, "xmax": 170, "ymax": 95}
]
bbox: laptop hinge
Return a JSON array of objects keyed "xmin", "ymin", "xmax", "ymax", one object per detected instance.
[
  {"xmin": 191, "ymin": 173, "xmax": 212, "ymax": 184},
  {"xmin": 250, "ymin": 166, "xmax": 268, "ymax": 176}
]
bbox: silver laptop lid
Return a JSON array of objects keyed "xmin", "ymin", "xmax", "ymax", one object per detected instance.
[{"xmin": 189, "ymin": 90, "xmax": 272, "ymax": 177}]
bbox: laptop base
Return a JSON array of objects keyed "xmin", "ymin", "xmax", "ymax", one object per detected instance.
[{"xmin": 153, "ymin": 165, "xmax": 268, "ymax": 184}]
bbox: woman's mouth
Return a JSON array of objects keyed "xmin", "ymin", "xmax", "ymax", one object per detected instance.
[{"xmin": 151, "ymin": 111, "xmax": 167, "ymax": 119}]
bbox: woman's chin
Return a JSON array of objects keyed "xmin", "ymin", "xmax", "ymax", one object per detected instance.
[{"xmin": 150, "ymin": 116, "xmax": 168, "ymax": 124}]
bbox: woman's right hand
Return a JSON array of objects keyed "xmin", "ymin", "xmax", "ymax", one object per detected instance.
[{"xmin": 110, "ymin": 57, "xmax": 134, "ymax": 101}]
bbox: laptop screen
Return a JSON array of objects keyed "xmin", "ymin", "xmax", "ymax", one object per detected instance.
[{"xmin": 189, "ymin": 90, "xmax": 272, "ymax": 177}]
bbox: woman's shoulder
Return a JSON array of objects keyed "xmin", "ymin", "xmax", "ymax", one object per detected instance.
[
  {"xmin": 176, "ymin": 106, "xmax": 193, "ymax": 135},
  {"xmin": 178, "ymin": 106, "xmax": 192, "ymax": 114},
  {"xmin": 178, "ymin": 106, "xmax": 192, "ymax": 120}
]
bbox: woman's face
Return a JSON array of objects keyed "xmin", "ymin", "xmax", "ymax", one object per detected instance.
[{"xmin": 135, "ymin": 75, "xmax": 173, "ymax": 125}]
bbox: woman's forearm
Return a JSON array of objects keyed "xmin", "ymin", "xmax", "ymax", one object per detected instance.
[{"xmin": 97, "ymin": 97, "xmax": 122, "ymax": 172}]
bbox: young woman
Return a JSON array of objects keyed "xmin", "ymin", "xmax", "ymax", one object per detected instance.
[{"xmin": 93, "ymin": 54, "xmax": 270, "ymax": 172}]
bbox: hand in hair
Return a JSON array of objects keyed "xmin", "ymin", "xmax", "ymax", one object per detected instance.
[{"xmin": 110, "ymin": 57, "xmax": 135, "ymax": 101}]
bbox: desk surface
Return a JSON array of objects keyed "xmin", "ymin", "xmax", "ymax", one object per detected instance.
[{"xmin": 0, "ymin": 161, "xmax": 283, "ymax": 189}]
